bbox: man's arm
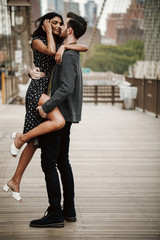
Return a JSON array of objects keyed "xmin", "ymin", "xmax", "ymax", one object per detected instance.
[
  {"xmin": 29, "ymin": 67, "xmax": 45, "ymax": 79},
  {"xmin": 42, "ymin": 52, "xmax": 77, "ymax": 114},
  {"xmin": 55, "ymin": 44, "xmax": 88, "ymax": 64}
]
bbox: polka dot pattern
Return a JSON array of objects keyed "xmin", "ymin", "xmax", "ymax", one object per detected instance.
[{"xmin": 23, "ymin": 36, "xmax": 60, "ymax": 134}]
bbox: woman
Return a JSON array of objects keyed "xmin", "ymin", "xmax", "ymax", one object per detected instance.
[{"xmin": 3, "ymin": 12, "xmax": 88, "ymax": 202}]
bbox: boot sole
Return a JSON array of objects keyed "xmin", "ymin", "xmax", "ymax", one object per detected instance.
[
  {"xmin": 64, "ymin": 216, "xmax": 77, "ymax": 222},
  {"xmin": 30, "ymin": 222, "xmax": 64, "ymax": 228}
]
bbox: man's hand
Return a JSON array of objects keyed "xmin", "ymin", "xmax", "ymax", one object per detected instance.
[
  {"xmin": 36, "ymin": 106, "xmax": 47, "ymax": 118},
  {"xmin": 29, "ymin": 67, "xmax": 45, "ymax": 79},
  {"xmin": 55, "ymin": 45, "xmax": 65, "ymax": 64}
]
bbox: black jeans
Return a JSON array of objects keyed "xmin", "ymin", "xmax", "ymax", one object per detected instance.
[{"xmin": 39, "ymin": 122, "xmax": 75, "ymax": 219}]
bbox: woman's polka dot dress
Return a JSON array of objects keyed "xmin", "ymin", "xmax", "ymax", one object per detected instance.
[{"xmin": 23, "ymin": 35, "xmax": 59, "ymax": 134}]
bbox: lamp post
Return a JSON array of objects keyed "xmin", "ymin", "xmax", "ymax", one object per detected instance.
[
  {"xmin": 6, "ymin": 0, "xmax": 32, "ymax": 103},
  {"xmin": 7, "ymin": 0, "xmax": 31, "ymax": 34}
]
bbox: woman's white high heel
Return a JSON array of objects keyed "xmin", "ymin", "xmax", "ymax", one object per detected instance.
[
  {"xmin": 12, "ymin": 132, "xmax": 17, "ymax": 139},
  {"xmin": 2, "ymin": 183, "xmax": 22, "ymax": 202},
  {"xmin": 10, "ymin": 132, "xmax": 19, "ymax": 157}
]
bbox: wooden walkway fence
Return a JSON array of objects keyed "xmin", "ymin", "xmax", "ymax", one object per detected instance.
[
  {"xmin": 2, "ymin": 74, "xmax": 160, "ymax": 120},
  {"xmin": 1, "ymin": 73, "xmax": 18, "ymax": 104},
  {"xmin": 126, "ymin": 77, "xmax": 160, "ymax": 117},
  {"xmin": 2, "ymin": 74, "xmax": 122, "ymax": 105},
  {"xmin": 83, "ymin": 85, "xmax": 121, "ymax": 105}
]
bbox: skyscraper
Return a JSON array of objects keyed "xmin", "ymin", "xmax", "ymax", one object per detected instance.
[
  {"xmin": 63, "ymin": 1, "xmax": 80, "ymax": 18},
  {"xmin": 69, "ymin": 2, "xmax": 80, "ymax": 15},
  {"xmin": 84, "ymin": 0, "xmax": 97, "ymax": 27},
  {"xmin": 48, "ymin": 0, "xmax": 64, "ymax": 16}
]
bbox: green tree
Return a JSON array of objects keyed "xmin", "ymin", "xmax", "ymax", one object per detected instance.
[{"xmin": 84, "ymin": 40, "xmax": 144, "ymax": 74}]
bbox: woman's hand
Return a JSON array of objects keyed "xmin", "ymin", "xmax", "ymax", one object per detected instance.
[
  {"xmin": 55, "ymin": 45, "xmax": 65, "ymax": 64},
  {"xmin": 42, "ymin": 19, "xmax": 52, "ymax": 34}
]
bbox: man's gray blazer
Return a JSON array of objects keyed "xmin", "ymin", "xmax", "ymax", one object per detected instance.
[{"xmin": 42, "ymin": 50, "xmax": 83, "ymax": 123}]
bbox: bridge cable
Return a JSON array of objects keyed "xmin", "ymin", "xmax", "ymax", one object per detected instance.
[{"xmin": 82, "ymin": 0, "xmax": 107, "ymax": 67}]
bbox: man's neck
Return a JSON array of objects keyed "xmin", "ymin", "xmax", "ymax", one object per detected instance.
[{"xmin": 64, "ymin": 36, "xmax": 77, "ymax": 45}]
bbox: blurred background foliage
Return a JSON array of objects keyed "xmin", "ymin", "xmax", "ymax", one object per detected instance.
[{"xmin": 83, "ymin": 40, "xmax": 144, "ymax": 74}]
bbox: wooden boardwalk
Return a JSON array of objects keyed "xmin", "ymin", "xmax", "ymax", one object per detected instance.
[{"xmin": 0, "ymin": 102, "xmax": 160, "ymax": 240}]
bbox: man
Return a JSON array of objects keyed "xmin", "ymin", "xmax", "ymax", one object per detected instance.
[{"xmin": 29, "ymin": 12, "xmax": 87, "ymax": 228}]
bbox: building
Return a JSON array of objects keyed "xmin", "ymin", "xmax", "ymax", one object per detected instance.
[
  {"xmin": 68, "ymin": 1, "xmax": 80, "ymax": 15},
  {"xmin": 117, "ymin": 0, "xmax": 144, "ymax": 45},
  {"xmin": 48, "ymin": 0, "xmax": 64, "ymax": 16},
  {"xmin": 63, "ymin": 1, "xmax": 80, "ymax": 17},
  {"xmin": 78, "ymin": 27, "xmax": 101, "ymax": 46},
  {"xmin": 104, "ymin": 0, "xmax": 144, "ymax": 45},
  {"xmin": 105, "ymin": 13, "xmax": 125, "ymax": 45},
  {"xmin": 84, "ymin": 0, "xmax": 97, "ymax": 27}
]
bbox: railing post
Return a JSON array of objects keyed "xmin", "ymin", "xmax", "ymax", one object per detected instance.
[
  {"xmin": 142, "ymin": 76, "xmax": 145, "ymax": 113},
  {"xmin": 111, "ymin": 86, "xmax": 115, "ymax": 105},
  {"xmin": 155, "ymin": 75, "xmax": 158, "ymax": 118},
  {"xmin": 95, "ymin": 86, "xmax": 98, "ymax": 105},
  {"xmin": 1, "ymin": 72, "xmax": 5, "ymax": 104}
]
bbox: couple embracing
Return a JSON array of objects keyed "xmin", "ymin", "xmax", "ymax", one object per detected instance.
[{"xmin": 3, "ymin": 11, "xmax": 87, "ymax": 228}]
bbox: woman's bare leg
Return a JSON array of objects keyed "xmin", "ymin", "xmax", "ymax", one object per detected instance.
[
  {"xmin": 7, "ymin": 94, "xmax": 64, "ymax": 197},
  {"xmin": 14, "ymin": 94, "xmax": 65, "ymax": 148},
  {"xmin": 21, "ymin": 107, "xmax": 65, "ymax": 142},
  {"xmin": 7, "ymin": 140, "xmax": 37, "ymax": 193}
]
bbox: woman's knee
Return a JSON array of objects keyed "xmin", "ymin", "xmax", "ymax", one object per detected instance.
[
  {"xmin": 51, "ymin": 117, "xmax": 65, "ymax": 130},
  {"xmin": 48, "ymin": 107, "xmax": 65, "ymax": 130},
  {"xmin": 57, "ymin": 117, "xmax": 65, "ymax": 129}
]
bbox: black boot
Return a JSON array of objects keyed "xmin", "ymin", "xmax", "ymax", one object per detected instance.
[
  {"xmin": 30, "ymin": 211, "xmax": 64, "ymax": 228},
  {"xmin": 63, "ymin": 208, "xmax": 76, "ymax": 222}
]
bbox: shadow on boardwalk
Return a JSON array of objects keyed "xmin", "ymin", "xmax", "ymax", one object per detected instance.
[{"xmin": 0, "ymin": 102, "xmax": 160, "ymax": 240}]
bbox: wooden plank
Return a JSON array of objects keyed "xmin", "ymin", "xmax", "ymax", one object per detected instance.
[{"xmin": 0, "ymin": 103, "xmax": 160, "ymax": 239}]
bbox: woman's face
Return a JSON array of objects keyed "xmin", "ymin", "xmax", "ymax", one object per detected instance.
[{"xmin": 50, "ymin": 16, "xmax": 63, "ymax": 35}]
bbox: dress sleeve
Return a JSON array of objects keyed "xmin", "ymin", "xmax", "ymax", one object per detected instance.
[{"xmin": 31, "ymin": 36, "xmax": 44, "ymax": 49}]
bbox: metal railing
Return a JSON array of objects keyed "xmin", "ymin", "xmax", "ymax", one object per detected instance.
[
  {"xmin": 83, "ymin": 85, "xmax": 121, "ymax": 105},
  {"xmin": 126, "ymin": 76, "xmax": 160, "ymax": 117}
]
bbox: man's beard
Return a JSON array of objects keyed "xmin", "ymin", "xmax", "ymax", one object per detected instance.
[{"xmin": 60, "ymin": 29, "xmax": 67, "ymax": 39}]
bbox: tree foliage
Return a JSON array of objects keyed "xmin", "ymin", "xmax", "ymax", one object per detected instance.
[{"xmin": 84, "ymin": 40, "xmax": 144, "ymax": 74}]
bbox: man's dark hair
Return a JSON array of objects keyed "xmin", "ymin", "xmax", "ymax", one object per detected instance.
[{"xmin": 67, "ymin": 12, "xmax": 87, "ymax": 39}]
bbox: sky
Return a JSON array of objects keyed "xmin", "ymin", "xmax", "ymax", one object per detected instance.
[{"xmin": 41, "ymin": 0, "xmax": 132, "ymax": 35}]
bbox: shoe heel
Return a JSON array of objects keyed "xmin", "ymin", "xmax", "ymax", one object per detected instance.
[
  {"xmin": 11, "ymin": 132, "xmax": 17, "ymax": 139},
  {"xmin": 2, "ymin": 184, "xmax": 22, "ymax": 202},
  {"xmin": 10, "ymin": 142, "xmax": 19, "ymax": 157},
  {"xmin": 2, "ymin": 183, "xmax": 10, "ymax": 192}
]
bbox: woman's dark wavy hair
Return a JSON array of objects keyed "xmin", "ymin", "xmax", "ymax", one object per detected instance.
[{"xmin": 32, "ymin": 11, "xmax": 64, "ymax": 43}]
